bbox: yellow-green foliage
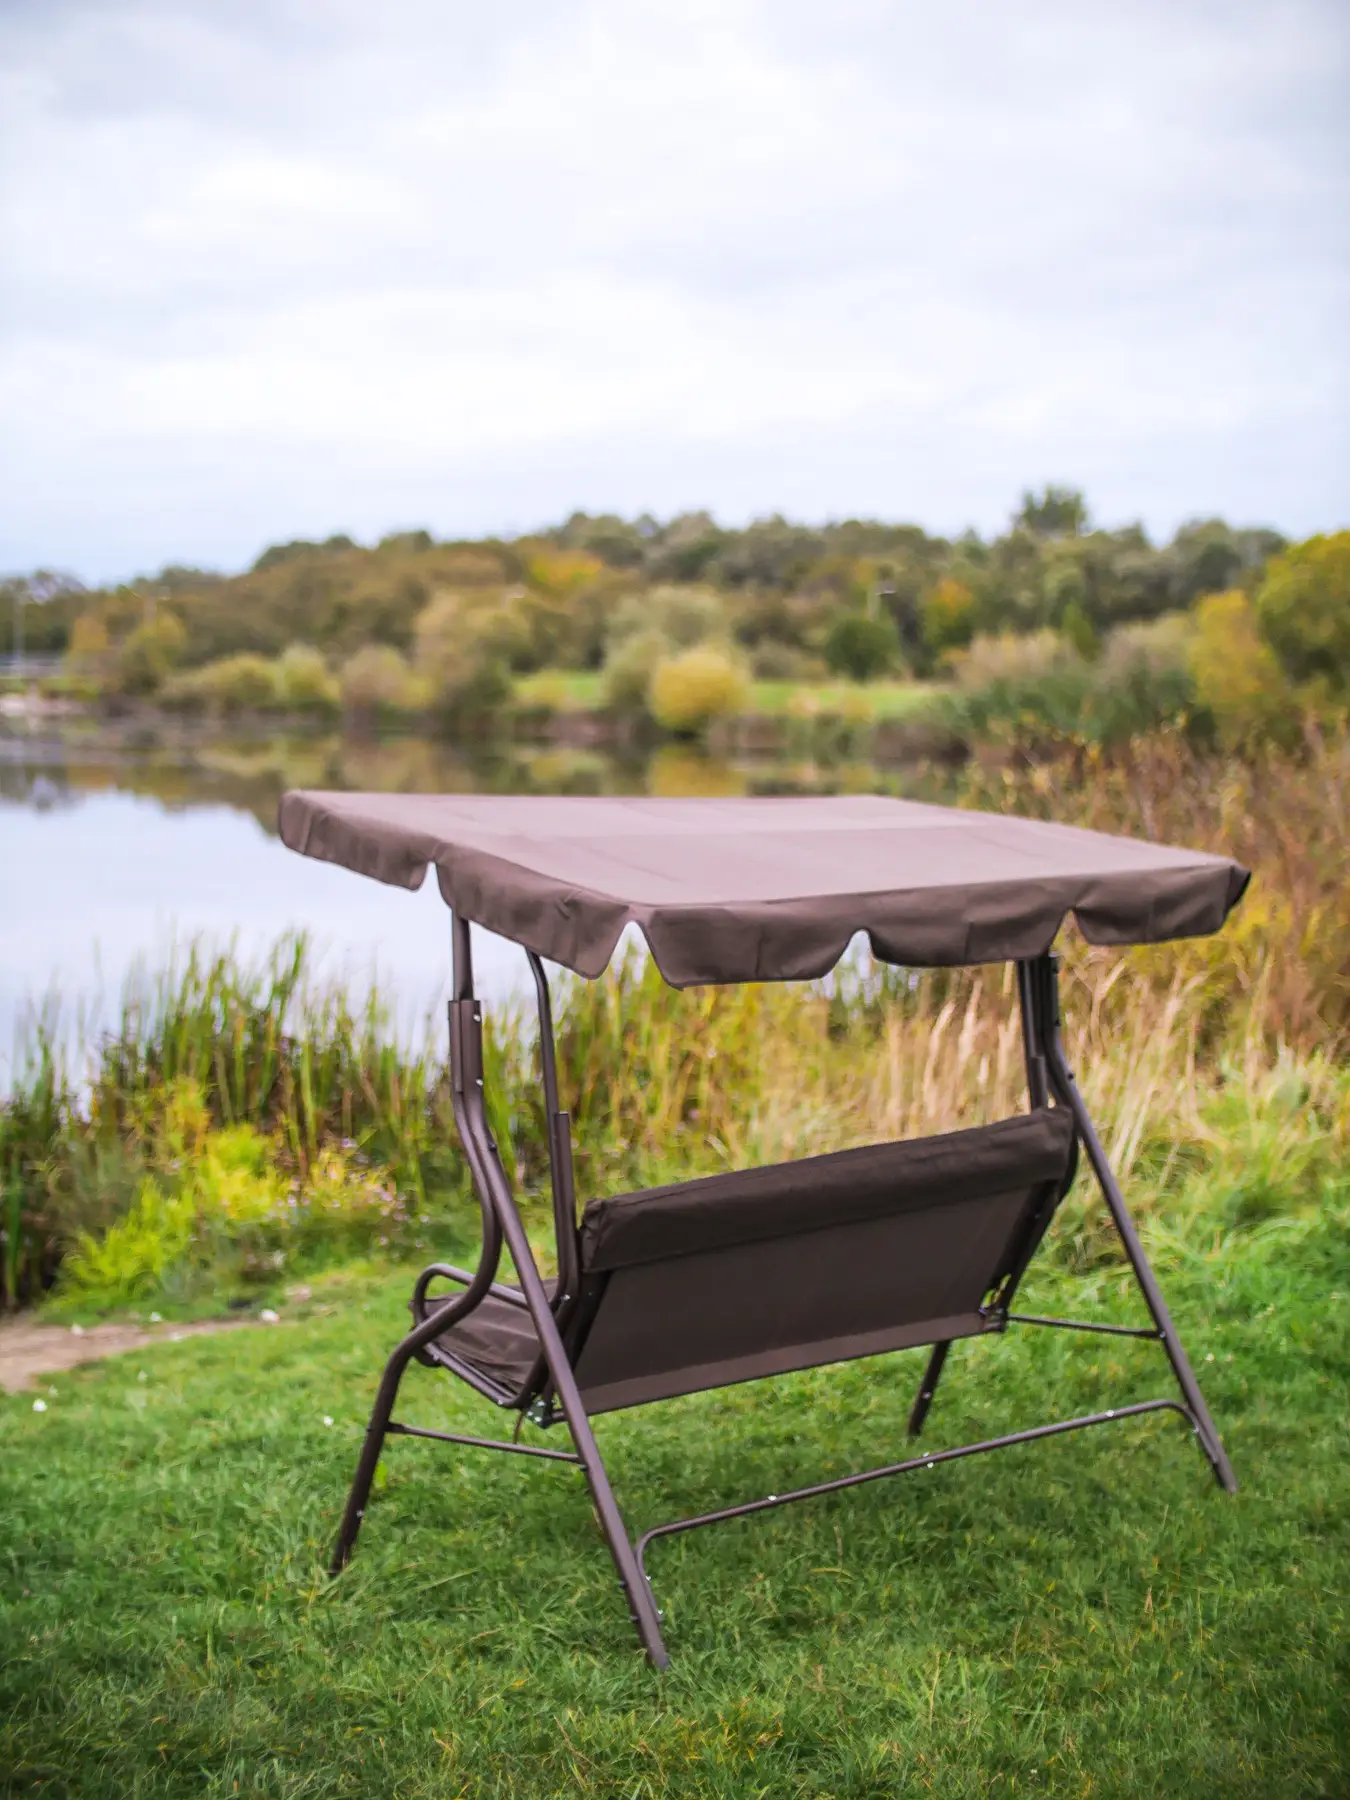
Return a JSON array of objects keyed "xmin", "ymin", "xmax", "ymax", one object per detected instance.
[
  {"xmin": 1255, "ymin": 530, "xmax": 1350, "ymax": 696},
  {"xmin": 163, "ymin": 652, "xmax": 280, "ymax": 714},
  {"xmin": 1189, "ymin": 589, "xmax": 1291, "ymax": 749},
  {"xmin": 412, "ymin": 591, "xmax": 513, "ymax": 725},
  {"xmin": 65, "ymin": 610, "xmax": 112, "ymax": 675},
  {"xmin": 56, "ymin": 1070, "xmax": 418, "ymax": 1305},
  {"xmin": 113, "ymin": 610, "xmax": 188, "ymax": 696},
  {"xmin": 274, "ymin": 643, "xmax": 339, "ymax": 714},
  {"xmin": 62, "ymin": 1110, "xmax": 284, "ymax": 1302},
  {"xmin": 647, "ymin": 645, "xmax": 749, "ymax": 736},
  {"xmin": 921, "ymin": 576, "xmax": 977, "ymax": 661},
  {"xmin": 601, "ymin": 628, "xmax": 668, "ymax": 716},
  {"xmin": 338, "ymin": 643, "xmax": 423, "ymax": 718},
  {"xmin": 523, "ymin": 548, "xmax": 606, "ymax": 596}
]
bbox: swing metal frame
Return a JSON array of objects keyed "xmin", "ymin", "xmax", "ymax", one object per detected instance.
[{"xmin": 327, "ymin": 924, "xmax": 1236, "ymax": 1671}]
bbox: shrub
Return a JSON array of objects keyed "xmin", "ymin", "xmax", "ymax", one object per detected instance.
[
  {"xmin": 163, "ymin": 653, "xmax": 280, "ymax": 714},
  {"xmin": 338, "ymin": 644, "xmax": 423, "ymax": 720},
  {"xmin": 748, "ymin": 642, "xmax": 826, "ymax": 680},
  {"xmin": 1254, "ymin": 531, "xmax": 1350, "ymax": 695},
  {"xmin": 61, "ymin": 1120, "xmax": 284, "ymax": 1303},
  {"xmin": 920, "ymin": 577, "xmax": 977, "ymax": 665},
  {"xmin": 1189, "ymin": 589, "xmax": 1293, "ymax": 750},
  {"xmin": 413, "ymin": 593, "xmax": 514, "ymax": 731},
  {"xmin": 647, "ymin": 645, "xmax": 749, "ymax": 737},
  {"xmin": 954, "ymin": 628, "xmax": 1081, "ymax": 689},
  {"xmin": 113, "ymin": 611, "xmax": 187, "ymax": 696},
  {"xmin": 601, "ymin": 628, "xmax": 670, "ymax": 717},
  {"xmin": 274, "ymin": 643, "xmax": 339, "ymax": 715},
  {"xmin": 823, "ymin": 610, "xmax": 900, "ymax": 682},
  {"xmin": 64, "ymin": 611, "xmax": 112, "ymax": 678},
  {"xmin": 605, "ymin": 586, "xmax": 725, "ymax": 655},
  {"xmin": 944, "ymin": 625, "xmax": 1198, "ymax": 748},
  {"xmin": 1099, "ymin": 612, "xmax": 1194, "ymax": 683},
  {"xmin": 524, "ymin": 548, "xmax": 606, "ymax": 596}
]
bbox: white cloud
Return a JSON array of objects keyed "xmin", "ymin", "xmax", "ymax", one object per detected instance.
[{"xmin": 0, "ymin": 0, "xmax": 1346, "ymax": 579}]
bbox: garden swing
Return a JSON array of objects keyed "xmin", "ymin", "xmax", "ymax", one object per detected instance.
[{"xmin": 279, "ymin": 791, "xmax": 1249, "ymax": 1668}]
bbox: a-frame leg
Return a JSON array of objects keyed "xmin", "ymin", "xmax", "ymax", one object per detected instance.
[
  {"xmin": 330, "ymin": 1341, "xmax": 407, "ymax": 1574},
  {"xmin": 907, "ymin": 1340, "xmax": 951, "ymax": 1438},
  {"xmin": 1030, "ymin": 955, "xmax": 1237, "ymax": 1493},
  {"xmin": 329, "ymin": 1233, "xmax": 509, "ymax": 1575},
  {"xmin": 448, "ymin": 967, "xmax": 670, "ymax": 1668}
]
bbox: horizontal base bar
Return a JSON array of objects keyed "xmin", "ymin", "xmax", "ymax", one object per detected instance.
[
  {"xmin": 387, "ymin": 1420, "xmax": 581, "ymax": 1464},
  {"xmin": 636, "ymin": 1398, "xmax": 1195, "ymax": 1577},
  {"xmin": 1005, "ymin": 1313, "xmax": 1162, "ymax": 1340}
]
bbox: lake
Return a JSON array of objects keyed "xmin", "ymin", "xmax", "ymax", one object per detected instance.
[{"xmin": 1, "ymin": 718, "xmax": 938, "ymax": 1084}]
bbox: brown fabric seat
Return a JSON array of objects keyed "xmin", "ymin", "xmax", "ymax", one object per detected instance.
[
  {"xmin": 426, "ymin": 1280, "xmax": 557, "ymax": 1397},
  {"xmin": 426, "ymin": 1109, "xmax": 1075, "ymax": 1416},
  {"xmin": 569, "ymin": 1108, "xmax": 1075, "ymax": 1412}
]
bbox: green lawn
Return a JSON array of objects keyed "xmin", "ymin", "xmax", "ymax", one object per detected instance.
[
  {"xmin": 512, "ymin": 670, "xmax": 942, "ymax": 720},
  {"xmin": 2, "ymin": 1213, "xmax": 1347, "ymax": 1798}
]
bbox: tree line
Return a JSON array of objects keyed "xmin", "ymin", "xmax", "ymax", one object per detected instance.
[{"xmin": 4, "ymin": 488, "xmax": 1345, "ymax": 749}]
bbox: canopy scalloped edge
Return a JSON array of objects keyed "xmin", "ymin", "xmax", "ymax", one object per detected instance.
[{"xmin": 278, "ymin": 790, "xmax": 1250, "ymax": 988}]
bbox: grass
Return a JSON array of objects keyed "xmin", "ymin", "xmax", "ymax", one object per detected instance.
[
  {"xmin": 744, "ymin": 679, "xmax": 940, "ymax": 720},
  {"xmin": 511, "ymin": 670, "xmax": 941, "ymax": 721},
  {"xmin": 2, "ymin": 1186, "xmax": 1347, "ymax": 1797}
]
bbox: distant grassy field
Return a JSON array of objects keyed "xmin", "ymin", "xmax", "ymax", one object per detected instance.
[
  {"xmin": 3, "ymin": 1198, "xmax": 1347, "ymax": 1799},
  {"xmin": 512, "ymin": 670, "xmax": 942, "ymax": 719}
]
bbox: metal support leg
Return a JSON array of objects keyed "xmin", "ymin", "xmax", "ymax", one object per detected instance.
[
  {"xmin": 449, "ymin": 920, "xmax": 671, "ymax": 1667},
  {"xmin": 1029, "ymin": 954, "xmax": 1237, "ymax": 1493},
  {"xmin": 331, "ymin": 1343, "xmax": 409, "ymax": 1573},
  {"xmin": 907, "ymin": 1340, "xmax": 951, "ymax": 1438}
]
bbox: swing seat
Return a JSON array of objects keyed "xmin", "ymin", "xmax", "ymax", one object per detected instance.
[
  {"xmin": 428, "ymin": 1108, "xmax": 1075, "ymax": 1416},
  {"xmin": 277, "ymin": 788, "xmax": 1249, "ymax": 1669}
]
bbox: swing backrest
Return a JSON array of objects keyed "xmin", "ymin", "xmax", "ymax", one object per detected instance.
[{"xmin": 565, "ymin": 1107, "xmax": 1076, "ymax": 1414}]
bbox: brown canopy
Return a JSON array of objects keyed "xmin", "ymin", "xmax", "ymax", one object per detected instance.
[{"xmin": 278, "ymin": 791, "xmax": 1248, "ymax": 986}]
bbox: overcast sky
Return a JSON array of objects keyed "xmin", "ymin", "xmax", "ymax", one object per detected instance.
[{"xmin": 2, "ymin": 0, "xmax": 1346, "ymax": 584}]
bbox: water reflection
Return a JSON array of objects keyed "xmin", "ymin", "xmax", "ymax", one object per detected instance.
[{"xmin": 0, "ymin": 721, "xmax": 948, "ymax": 1082}]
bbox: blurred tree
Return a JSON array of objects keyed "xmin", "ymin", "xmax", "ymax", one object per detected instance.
[
  {"xmin": 823, "ymin": 609, "xmax": 900, "ymax": 682},
  {"xmin": 1017, "ymin": 486, "xmax": 1088, "ymax": 537},
  {"xmin": 113, "ymin": 610, "xmax": 188, "ymax": 695},
  {"xmin": 1254, "ymin": 531, "xmax": 1350, "ymax": 695},
  {"xmin": 413, "ymin": 593, "xmax": 511, "ymax": 731},
  {"xmin": 1059, "ymin": 599, "xmax": 1100, "ymax": 661},
  {"xmin": 66, "ymin": 610, "xmax": 113, "ymax": 676},
  {"xmin": 1189, "ymin": 590, "xmax": 1291, "ymax": 749},
  {"xmin": 274, "ymin": 644, "xmax": 340, "ymax": 715},
  {"xmin": 338, "ymin": 645, "xmax": 422, "ymax": 722},
  {"xmin": 648, "ymin": 645, "xmax": 749, "ymax": 738},
  {"xmin": 376, "ymin": 529, "xmax": 433, "ymax": 554},
  {"xmin": 920, "ymin": 577, "xmax": 977, "ymax": 666},
  {"xmin": 601, "ymin": 628, "xmax": 670, "ymax": 717},
  {"xmin": 1168, "ymin": 520, "xmax": 1246, "ymax": 604}
]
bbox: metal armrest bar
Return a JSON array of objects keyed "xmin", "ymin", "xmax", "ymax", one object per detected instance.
[
  {"xmin": 412, "ymin": 1262, "xmax": 531, "ymax": 1321},
  {"xmin": 386, "ymin": 1420, "xmax": 582, "ymax": 1463},
  {"xmin": 635, "ymin": 1398, "xmax": 1195, "ymax": 1581},
  {"xmin": 1005, "ymin": 1312, "xmax": 1162, "ymax": 1339}
]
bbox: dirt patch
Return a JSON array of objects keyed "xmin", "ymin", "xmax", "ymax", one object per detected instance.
[{"xmin": 0, "ymin": 1316, "xmax": 261, "ymax": 1393}]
